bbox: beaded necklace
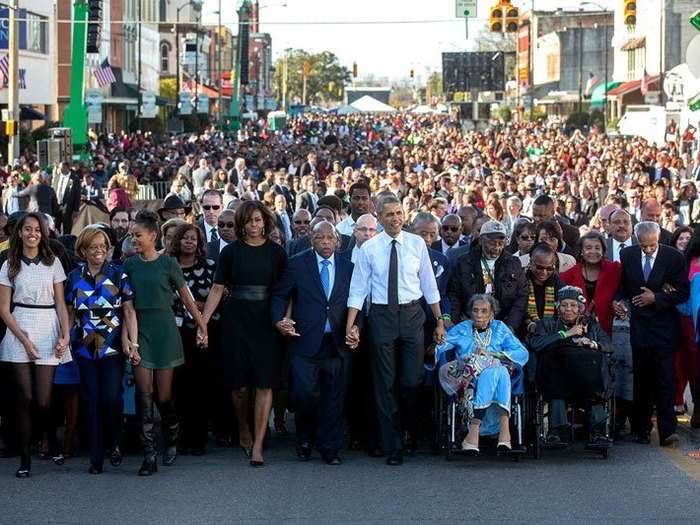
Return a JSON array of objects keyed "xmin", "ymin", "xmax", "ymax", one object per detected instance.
[
  {"xmin": 528, "ymin": 280, "xmax": 556, "ymax": 321},
  {"xmin": 473, "ymin": 326, "xmax": 493, "ymax": 351}
]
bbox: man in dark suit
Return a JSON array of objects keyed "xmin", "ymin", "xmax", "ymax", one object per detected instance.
[
  {"xmin": 197, "ymin": 189, "xmax": 224, "ymax": 260},
  {"xmin": 430, "ymin": 214, "xmax": 464, "ymax": 256},
  {"xmin": 288, "ymin": 207, "xmax": 353, "ymax": 256},
  {"xmin": 605, "ymin": 209, "xmax": 637, "ymax": 262},
  {"xmin": 295, "ymin": 176, "xmax": 318, "ymax": 214},
  {"xmin": 271, "ymin": 222, "xmax": 357, "ymax": 465},
  {"xmin": 528, "ymin": 194, "xmax": 580, "ymax": 254},
  {"xmin": 272, "ymin": 170, "xmax": 294, "ymax": 216},
  {"xmin": 641, "ymin": 198, "xmax": 673, "ymax": 245},
  {"xmin": 614, "ymin": 221, "xmax": 689, "ymax": 447},
  {"xmin": 53, "ymin": 162, "xmax": 82, "ymax": 234},
  {"xmin": 273, "ymin": 194, "xmax": 293, "ymax": 243},
  {"xmin": 207, "ymin": 209, "xmax": 235, "ymax": 264},
  {"xmin": 298, "ymin": 152, "xmax": 319, "ymax": 179}
]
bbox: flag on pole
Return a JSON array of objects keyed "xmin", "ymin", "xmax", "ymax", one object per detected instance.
[
  {"xmin": 94, "ymin": 58, "xmax": 116, "ymax": 87},
  {"xmin": 0, "ymin": 54, "xmax": 9, "ymax": 82},
  {"xmin": 640, "ymin": 69, "xmax": 651, "ymax": 95},
  {"xmin": 584, "ymin": 71, "xmax": 599, "ymax": 97}
]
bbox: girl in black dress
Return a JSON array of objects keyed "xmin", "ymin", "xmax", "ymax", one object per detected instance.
[{"xmin": 202, "ymin": 201, "xmax": 287, "ymax": 467}]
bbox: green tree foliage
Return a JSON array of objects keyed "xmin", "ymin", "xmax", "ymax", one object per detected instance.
[{"xmin": 273, "ymin": 49, "xmax": 351, "ymax": 105}]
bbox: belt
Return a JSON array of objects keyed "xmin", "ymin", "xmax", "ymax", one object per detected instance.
[
  {"xmin": 372, "ymin": 299, "xmax": 421, "ymax": 309},
  {"xmin": 229, "ymin": 285, "xmax": 270, "ymax": 301},
  {"xmin": 12, "ymin": 302, "xmax": 55, "ymax": 309}
]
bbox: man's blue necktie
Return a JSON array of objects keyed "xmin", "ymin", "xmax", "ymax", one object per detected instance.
[
  {"xmin": 643, "ymin": 255, "xmax": 652, "ymax": 281},
  {"xmin": 320, "ymin": 260, "xmax": 331, "ymax": 332}
]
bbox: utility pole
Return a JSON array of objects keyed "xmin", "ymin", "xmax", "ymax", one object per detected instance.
[
  {"xmin": 604, "ymin": 18, "xmax": 608, "ymax": 130},
  {"xmin": 137, "ymin": 0, "xmax": 142, "ymax": 130},
  {"xmin": 194, "ymin": 14, "xmax": 199, "ymax": 115},
  {"xmin": 7, "ymin": 0, "xmax": 20, "ymax": 162},
  {"xmin": 217, "ymin": 0, "xmax": 222, "ymax": 126},
  {"xmin": 659, "ymin": 0, "xmax": 665, "ymax": 106},
  {"xmin": 282, "ymin": 49, "xmax": 289, "ymax": 111},
  {"xmin": 578, "ymin": 17, "xmax": 583, "ymax": 114}
]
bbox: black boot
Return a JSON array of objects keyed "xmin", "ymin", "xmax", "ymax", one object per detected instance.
[
  {"xmin": 15, "ymin": 448, "xmax": 31, "ymax": 478},
  {"xmin": 137, "ymin": 393, "xmax": 158, "ymax": 476},
  {"xmin": 159, "ymin": 399, "xmax": 179, "ymax": 467}
]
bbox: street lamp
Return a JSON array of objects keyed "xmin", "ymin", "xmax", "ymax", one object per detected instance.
[
  {"xmin": 582, "ymin": 1, "xmax": 609, "ymax": 131},
  {"xmin": 175, "ymin": 0, "xmax": 200, "ymax": 115}
]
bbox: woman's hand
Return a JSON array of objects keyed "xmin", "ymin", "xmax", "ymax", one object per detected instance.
[
  {"xmin": 565, "ymin": 324, "xmax": 585, "ymax": 338},
  {"xmin": 54, "ymin": 336, "xmax": 69, "ymax": 358},
  {"xmin": 23, "ymin": 339, "xmax": 40, "ymax": 360},
  {"xmin": 197, "ymin": 324, "xmax": 208, "ymax": 349}
]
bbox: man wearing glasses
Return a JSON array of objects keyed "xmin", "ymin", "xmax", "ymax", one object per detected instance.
[
  {"xmin": 291, "ymin": 209, "xmax": 312, "ymax": 240},
  {"xmin": 431, "ymin": 214, "xmax": 464, "ymax": 256},
  {"xmin": 198, "ymin": 189, "xmax": 224, "ymax": 260}
]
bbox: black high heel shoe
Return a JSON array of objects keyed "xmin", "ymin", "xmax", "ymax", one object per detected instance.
[{"xmin": 249, "ymin": 459, "xmax": 265, "ymax": 467}]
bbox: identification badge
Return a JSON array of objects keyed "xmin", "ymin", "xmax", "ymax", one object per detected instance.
[
  {"xmin": 485, "ymin": 284, "xmax": 493, "ymax": 294},
  {"xmin": 175, "ymin": 316, "xmax": 184, "ymax": 327}
]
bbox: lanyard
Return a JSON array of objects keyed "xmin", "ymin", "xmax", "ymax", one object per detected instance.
[{"xmin": 481, "ymin": 257, "xmax": 495, "ymax": 283}]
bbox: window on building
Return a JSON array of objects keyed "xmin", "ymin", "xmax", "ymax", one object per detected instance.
[
  {"xmin": 161, "ymin": 42, "xmax": 170, "ymax": 73},
  {"xmin": 159, "ymin": 0, "xmax": 167, "ymax": 22},
  {"xmin": 26, "ymin": 12, "xmax": 48, "ymax": 54},
  {"xmin": 627, "ymin": 50, "xmax": 636, "ymax": 81}
]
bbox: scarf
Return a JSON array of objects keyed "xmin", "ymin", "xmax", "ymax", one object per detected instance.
[{"xmin": 528, "ymin": 280, "xmax": 556, "ymax": 321}]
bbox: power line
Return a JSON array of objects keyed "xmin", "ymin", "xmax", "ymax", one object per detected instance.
[{"xmin": 48, "ymin": 17, "xmax": 488, "ymax": 26}]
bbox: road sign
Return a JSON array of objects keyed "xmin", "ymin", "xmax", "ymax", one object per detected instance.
[
  {"xmin": 85, "ymin": 89, "xmax": 103, "ymax": 124},
  {"xmin": 455, "ymin": 0, "xmax": 477, "ymax": 18}
]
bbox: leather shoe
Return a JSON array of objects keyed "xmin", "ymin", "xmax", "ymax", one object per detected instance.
[
  {"xmin": 386, "ymin": 451, "xmax": 403, "ymax": 466},
  {"xmin": 635, "ymin": 432, "xmax": 651, "ymax": 444},
  {"xmin": 296, "ymin": 443, "xmax": 312, "ymax": 462},
  {"xmin": 88, "ymin": 464, "xmax": 103, "ymax": 475},
  {"xmin": 660, "ymin": 433, "xmax": 680, "ymax": 447},
  {"xmin": 110, "ymin": 447, "xmax": 123, "ymax": 467},
  {"xmin": 322, "ymin": 452, "xmax": 342, "ymax": 465}
]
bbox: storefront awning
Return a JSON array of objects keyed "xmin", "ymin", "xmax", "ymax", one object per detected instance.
[
  {"xmin": 20, "ymin": 105, "xmax": 45, "ymax": 121},
  {"xmin": 607, "ymin": 76, "xmax": 659, "ymax": 97},
  {"xmin": 621, "ymin": 37, "xmax": 646, "ymax": 51},
  {"xmin": 590, "ymin": 82, "xmax": 622, "ymax": 107},
  {"xmin": 535, "ymin": 91, "xmax": 580, "ymax": 105}
]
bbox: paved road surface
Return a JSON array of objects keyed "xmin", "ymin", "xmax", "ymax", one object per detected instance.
[{"xmin": 1, "ymin": 430, "xmax": 700, "ymax": 524}]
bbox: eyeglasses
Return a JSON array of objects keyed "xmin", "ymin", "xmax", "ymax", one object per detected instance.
[
  {"xmin": 533, "ymin": 264, "xmax": 556, "ymax": 272},
  {"xmin": 218, "ymin": 221, "xmax": 235, "ymax": 229},
  {"xmin": 294, "ymin": 220, "xmax": 311, "ymax": 225},
  {"xmin": 203, "ymin": 205, "xmax": 221, "ymax": 211},
  {"xmin": 356, "ymin": 227, "xmax": 377, "ymax": 234},
  {"xmin": 441, "ymin": 226, "xmax": 461, "ymax": 232}
]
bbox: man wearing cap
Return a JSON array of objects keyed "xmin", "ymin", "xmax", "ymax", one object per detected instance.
[
  {"xmin": 158, "ymin": 194, "xmax": 191, "ymax": 222},
  {"xmin": 448, "ymin": 220, "xmax": 527, "ymax": 332}
]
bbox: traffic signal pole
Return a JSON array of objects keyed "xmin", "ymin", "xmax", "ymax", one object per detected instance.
[
  {"xmin": 7, "ymin": 0, "xmax": 20, "ymax": 162},
  {"xmin": 63, "ymin": 0, "xmax": 89, "ymax": 152}
]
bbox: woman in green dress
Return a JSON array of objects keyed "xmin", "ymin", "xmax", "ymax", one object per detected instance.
[{"xmin": 123, "ymin": 209, "xmax": 208, "ymax": 476}]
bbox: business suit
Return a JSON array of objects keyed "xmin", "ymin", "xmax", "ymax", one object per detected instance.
[
  {"xmin": 273, "ymin": 184, "xmax": 295, "ymax": 215},
  {"xmin": 271, "ymin": 250, "xmax": 355, "ymax": 456},
  {"xmin": 288, "ymin": 233, "xmax": 353, "ymax": 257},
  {"xmin": 275, "ymin": 210, "xmax": 293, "ymax": 244},
  {"xmin": 55, "ymin": 170, "xmax": 82, "ymax": 234},
  {"xmin": 295, "ymin": 191, "xmax": 317, "ymax": 214},
  {"xmin": 605, "ymin": 236, "xmax": 637, "ymax": 262},
  {"xmin": 429, "ymin": 238, "xmax": 465, "ymax": 256},
  {"xmin": 617, "ymin": 244, "xmax": 689, "ymax": 441}
]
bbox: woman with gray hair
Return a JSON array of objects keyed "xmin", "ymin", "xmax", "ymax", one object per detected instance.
[{"xmin": 435, "ymin": 294, "xmax": 528, "ymax": 454}]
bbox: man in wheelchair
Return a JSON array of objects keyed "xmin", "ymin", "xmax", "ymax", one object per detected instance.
[
  {"xmin": 435, "ymin": 294, "xmax": 529, "ymax": 455},
  {"xmin": 529, "ymin": 286, "xmax": 614, "ymax": 450}
]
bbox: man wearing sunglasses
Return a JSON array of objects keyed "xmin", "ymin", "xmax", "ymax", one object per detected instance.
[
  {"xmin": 198, "ymin": 189, "xmax": 224, "ymax": 260},
  {"xmin": 291, "ymin": 209, "xmax": 312, "ymax": 240},
  {"xmin": 431, "ymin": 214, "xmax": 464, "ymax": 256}
]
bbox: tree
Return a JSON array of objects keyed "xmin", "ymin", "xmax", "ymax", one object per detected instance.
[{"xmin": 272, "ymin": 49, "xmax": 351, "ymax": 106}]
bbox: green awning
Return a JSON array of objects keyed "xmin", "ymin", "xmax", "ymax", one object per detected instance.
[{"xmin": 591, "ymin": 82, "xmax": 621, "ymax": 107}]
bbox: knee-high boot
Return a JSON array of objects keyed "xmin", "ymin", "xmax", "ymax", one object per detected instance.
[
  {"xmin": 159, "ymin": 399, "xmax": 179, "ymax": 466},
  {"xmin": 137, "ymin": 392, "xmax": 157, "ymax": 476}
]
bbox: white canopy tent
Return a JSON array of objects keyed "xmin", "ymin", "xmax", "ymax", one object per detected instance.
[{"xmin": 337, "ymin": 95, "xmax": 397, "ymax": 114}]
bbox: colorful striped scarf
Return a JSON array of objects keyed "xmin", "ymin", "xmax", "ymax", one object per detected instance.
[{"xmin": 528, "ymin": 280, "xmax": 556, "ymax": 321}]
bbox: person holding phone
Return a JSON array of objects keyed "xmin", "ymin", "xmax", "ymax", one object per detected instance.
[{"xmin": 65, "ymin": 225, "xmax": 138, "ymax": 474}]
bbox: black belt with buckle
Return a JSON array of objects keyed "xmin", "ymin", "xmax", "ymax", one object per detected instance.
[{"xmin": 229, "ymin": 285, "xmax": 270, "ymax": 301}]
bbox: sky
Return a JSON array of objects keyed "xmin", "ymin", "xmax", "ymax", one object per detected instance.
[{"xmin": 201, "ymin": 0, "xmax": 616, "ymax": 82}]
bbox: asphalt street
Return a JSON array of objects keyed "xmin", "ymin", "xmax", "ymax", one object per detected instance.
[{"xmin": 1, "ymin": 428, "xmax": 700, "ymax": 525}]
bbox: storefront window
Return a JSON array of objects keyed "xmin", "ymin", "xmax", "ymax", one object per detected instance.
[{"xmin": 26, "ymin": 12, "xmax": 48, "ymax": 54}]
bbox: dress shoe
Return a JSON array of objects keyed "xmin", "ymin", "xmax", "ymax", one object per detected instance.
[
  {"xmin": 138, "ymin": 457, "xmax": 158, "ymax": 476},
  {"xmin": 586, "ymin": 435, "xmax": 613, "ymax": 450},
  {"xmin": 660, "ymin": 433, "xmax": 680, "ymax": 447},
  {"xmin": 52, "ymin": 454, "xmax": 65, "ymax": 466},
  {"xmin": 386, "ymin": 451, "xmax": 403, "ymax": 466},
  {"xmin": 635, "ymin": 432, "xmax": 651, "ymax": 445},
  {"xmin": 15, "ymin": 468, "xmax": 31, "ymax": 478},
  {"xmin": 110, "ymin": 447, "xmax": 123, "ymax": 467},
  {"xmin": 88, "ymin": 464, "xmax": 104, "ymax": 475},
  {"xmin": 296, "ymin": 443, "xmax": 312, "ymax": 462},
  {"xmin": 322, "ymin": 452, "xmax": 342, "ymax": 465},
  {"xmin": 249, "ymin": 459, "xmax": 265, "ymax": 467},
  {"xmin": 162, "ymin": 447, "xmax": 177, "ymax": 466}
]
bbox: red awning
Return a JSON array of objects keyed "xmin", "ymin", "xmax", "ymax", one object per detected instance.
[
  {"xmin": 183, "ymin": 82, "xmax": 227, "ymax": 99},
  {"xmin": 607, "ymin": 75, "xmax": 660, "ymax": 97}
]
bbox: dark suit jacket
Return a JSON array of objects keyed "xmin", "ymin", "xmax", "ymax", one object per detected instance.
[
  {"xmin": 425, "ymin": 248, "xmax": 451, "ymax": 322},
  {"xmin": 298, "ymin": 162, "xmax": 318, "ymax": 179},
  {"xmin": 659, "ymin": 227, "xmax": 673, "ymax": 246},
  {"xmin": 275, "ymin": 211, "xmax": 293, "ymax": 244},
  {"xmin": 271, "ymin": 249, "xmax": 355, "ymax": 357},
  {"xmin": 446, "ymin": 242, "xmax": 472, "ymax": 265},
  {"xmin": 616, "ymin": 245, "xmax": 689, "ymax": 348},
  {"xmin": 604, "ymin": 236, "xmax": 637, "ymax": 261},
  {"xmin": 273, "ymin": 184, "xmax": 295, "ymax": 215},
  {"xmin": 61, "ymin": 172, "xmax": 82, "ymax": 214},
  {"xmin": 430, "ymin": 239, "xmax": 465, "ymax": 256}
]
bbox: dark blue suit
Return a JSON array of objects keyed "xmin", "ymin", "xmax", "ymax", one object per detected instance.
[{"xmin": 271, "ymin": 249, "xmax": 355, "ymax": 454}]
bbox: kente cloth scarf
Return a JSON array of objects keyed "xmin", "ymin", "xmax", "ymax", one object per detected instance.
[{"xmin": 527, "ymin": 280, "xmax": 556, "ymax": 321}]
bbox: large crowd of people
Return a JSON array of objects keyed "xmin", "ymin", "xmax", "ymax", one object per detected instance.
[{"xmin": 0, "ymin": 112, "xmax": 699, "ymax": 477}]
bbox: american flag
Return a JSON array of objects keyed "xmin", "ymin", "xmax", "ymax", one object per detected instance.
[
  {"xmin": 584, "ymin": 71, "xmax": 599, "ymax": 97},
  {"xmin": 640, "ymin": 69, "xmax": 651, "ymax": 95},
  {"xmin": 94, "ymin": 58, "xmax": 116, "ymax": 87},
  {"xmin": 0, "ymin": 54, "xmax": 8, "ymax": 82}
]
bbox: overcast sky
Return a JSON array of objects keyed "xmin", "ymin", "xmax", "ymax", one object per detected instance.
[{"xmin": 200, "ymin": 0, "xmax": 616, "ymax": 82}]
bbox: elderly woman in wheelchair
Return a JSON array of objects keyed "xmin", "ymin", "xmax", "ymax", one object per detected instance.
[
  {"xmin": 529, "ymin": 286, "xmax": 614, "ymax": 450},
  {"xmin": 435, "ymin": 294, "xmax": 528, "ymax": 455}
]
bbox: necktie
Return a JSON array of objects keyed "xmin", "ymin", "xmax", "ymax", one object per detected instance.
[
  {"xmin": 210, "ymin": 228, "xmax": 219, "ymax": 243},
  {"xmin": 388, "ymin": 239, "xmax": 399, "ymax": 312},
  {"xmin": 320, "ymin": 259, "xmax": 331, "ymax": 299},
  {"xmin": 643, "ymin": 255, "xmax": 652, "ymax": 281}
]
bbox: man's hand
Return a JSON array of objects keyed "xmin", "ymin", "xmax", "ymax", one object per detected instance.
[
  {"xmin": 434, "ymin": 322, "xmax": 446, "ymax": 346},
  {"xmin": 345, "ymin": 325, "xmax": 360, "ymax": 349},
  {"xmin": 612, "ymin": 301, "xmax": 628, "ymax": 319},
  {"xmin": 275, "ymin": 318, "xmax": 300, "ymax": 337},
  {"xmin": 632, "ymin": 287, "xmax": 655, "ymax": 308},
  {"xmin": 577, "ymin": 337, "xmax": 598, "ymax": 350}
]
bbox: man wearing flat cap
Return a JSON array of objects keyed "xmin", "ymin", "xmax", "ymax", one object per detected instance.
[{"xmin": 448, "ymin": 220, "xmax": 527, "ymax": 332}]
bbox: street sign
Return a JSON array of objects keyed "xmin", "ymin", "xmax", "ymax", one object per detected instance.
[
  {"xmin": 644, "ymin": 92, "xmax": 660, "ymax": 104},
  {"xmin": 85, "ymin": 89, "xmax": 103, "ymax": 124},
  {"xmin": 455, "ymin": 0, "xmax": 477, "ymax": 18},
  {"xmin": 179, "ymin": 91, "xmax": 192, "ymax": 115},
  {"xmin": 197, "ymin": 94, "xmax": 209, "ymax": 114},
  {"xmin": 141, "ymin": 91, "xmax": 157, "ymax": 119}
]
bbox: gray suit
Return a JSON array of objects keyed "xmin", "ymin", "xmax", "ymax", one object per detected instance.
[{"xmin": 605, "ymin": 236, "xmax": 637, "ymax": 262}]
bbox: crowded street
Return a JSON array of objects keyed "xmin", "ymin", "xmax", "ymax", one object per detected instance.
[{"xmin": 0, "ymin": 0, "xmax": 700, "ymax": 523}]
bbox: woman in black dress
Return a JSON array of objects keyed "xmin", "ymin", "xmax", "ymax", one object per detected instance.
[
  {"xmin": 202, "ymin": 200, "xmax": 287, "ymax": 467},
  {"xmin": 170, "ymin": 223, "xmax": 216, "ymax": 455}
]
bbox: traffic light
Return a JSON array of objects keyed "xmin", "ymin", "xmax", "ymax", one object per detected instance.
[
  {"xmin": 623, "ymin": 0, "xmax": 636, "ymax": 26},
  {"xmin": 303, "ymin": 60, "xmax": 311, "ymax": 76},
  {"xmin": 410, "ymin": 69, "xmax": 414, "ymax": 79},
  {"xmin": 505, "ymin": 4, "xmax": 519, "ymax": 32},
  {"xmin": 86, "ymin": 0, "xmax": 102, "ymax": 53},
  {"xmin": 489, "ymin": 3, "xmax": 503, "ymax": 33},
  {"xmin": 352, "ymin": 62, "xmax": 357, "ymax": 78}
]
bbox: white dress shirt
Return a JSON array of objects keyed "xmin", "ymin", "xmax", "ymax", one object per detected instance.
[
  {"xmin": 348, "ymin": 230, "xmax": 440, "ymax": 310},
  {"xmin": 612, "ymin": 237, "xmax": 632, "ymax": 263}
]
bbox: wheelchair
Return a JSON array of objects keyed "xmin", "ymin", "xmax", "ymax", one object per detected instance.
[
  {"xmin": 429, "ymin": 347, "xmax": 529, "ymax": 462},
  {"xmin": 525, "ymin": 345, "xmax": 616, "ymax": 460}
]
